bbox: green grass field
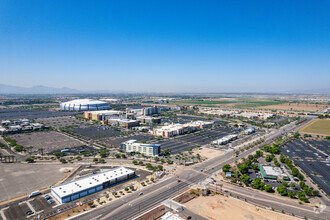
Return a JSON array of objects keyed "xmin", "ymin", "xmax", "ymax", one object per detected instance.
[
  {"xmin": 300, "ymin": 119, "xmax": 330, "ymax": 136},
  {"xmin": 171, "ymin": 100, "xmax": 237, "ymax": 105}
]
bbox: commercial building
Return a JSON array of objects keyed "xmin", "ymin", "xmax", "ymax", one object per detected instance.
[
  {"xmin": 136, "ymin": 116, "xmax": 162, "ymax": 124},
  {"xmin": 1, "ymin": 119, "xmax": 47, "ymax": 134},
  {"xmin": 60, "ymin": 99, "xmax": 110, "ymax": 111},
  {"xmin": 259, "ymin": 166, "xmax": 289, "ymax": 180},
  {"xmin": 153, "ymin": 121, "xmax": 214, "ymax": 137},
  {"xmin": 108, "ymin": 119, "xmax": 139, "ymax": 128},
  {"xmin": 241, "ymin": 127, "xmax": 255, "ymax": 135},
  {"xmin": 212, "ymin": 134, "xmax": 238, "ymax": 145},
  {"xmin": 126, "ymin": 106, "xmax": 162, "ymax": 116},
  {"xmin": 51, "ymin": 166, "xmax": 135, "ymax": 204},
  {"xmin": 142, "ymin": 106, "xmax": 160, "ymax": 115},
  {"xmin": 200, "ymin": 108, "xmax": 274, "ymax": 119},
  {"xmin": 83, "ymin": 110, "xmax": 123, "ymax": 121},
  {"xmin": 120, "ymin": 140, "xmax": 161, "ymax": 157}
]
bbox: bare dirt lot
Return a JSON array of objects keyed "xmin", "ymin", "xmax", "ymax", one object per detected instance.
[
  {"xmin": 300, "ymin": 119, "xmax": 330, "ymax": 136},
  {"xmin": 258, "ymin": 103, "xmax": 328, "ymax": 112},
  {"xmin": 10, "ymin": 131, "xmax": 83, "ymax": 153},
  {"xmin": 193, "ymin": 147, "xmax": 224, "ymax": 159},
  {"xmin": 0, "ymin": 163, "xmax": 77, "ymax": 202},
  {"xmin": 185, "ymin": 195, "xmax": 295, "ymax": 220}
]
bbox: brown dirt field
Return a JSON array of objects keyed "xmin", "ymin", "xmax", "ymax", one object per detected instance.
[
  {"xmin": 174, "ymin": 190, "xmax": 199, "ymax": 203},
  {"xmin": 258, "ymin": 103, "xmax": 328, "ymax": 111},
  {"xmin": 193, "ymin": 147, "xmax": 224, "ymax": 159},
  {"xmin": 185, "ymin": 195, "xmax": 296, "ymax": 220},
  {"xmin": 136, "ymin": 205, "xmax": 170, "ymax": 220}
]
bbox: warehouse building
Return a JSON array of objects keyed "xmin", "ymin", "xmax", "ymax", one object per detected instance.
[
  {"xmin": 51, "ymin": 166, "xmax": 135, "ymax": 204},
  {"xmin": 153, "ymin": 121, "xmax": 214, "ymax": 137},
  {"xmin": 120, "ymin": 140, "xmax": 161, "ymax": 157},
  {"xmin": 60, "ymin": 99, "xmax": 110, "ymax": 111},
  {"xmin": 211, "ymin": 134, "xmax": 238, "ymax": 145}
]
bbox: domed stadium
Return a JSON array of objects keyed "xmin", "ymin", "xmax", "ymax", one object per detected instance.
[{"xmin": 60, "ymin": 99, "xmax": 110, "ymax": 111}]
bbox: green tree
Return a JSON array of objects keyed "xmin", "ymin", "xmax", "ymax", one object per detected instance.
[
  {"xmin": 288, "ymin": 191, "xmax": 296, "ymax": 198},
  {"xmin": 277, "ymin": 185, "xmax": 288, "ymax": 196},
  {"xmin": 251, "ymin": 164, "xmax": 259, "ymax": 170},
  {"xmin": 222, "ymin": 164, "xmax": 231, "ymax": 172},
  {"xmin": 14, "ymin": 145, "xmax": 24, "ymax": 152},
  {"xmin": 264, "ymin": 185, "xmax": 273, "ymax": 192},
  {"xmin": 240, "ymin": 174, "xmax": 250, "ymax": 185},
  {"xmin": 255, "ymin": 150, "xmax": 263, "ymax": 158},
  {"xmin": 25, "ymin": 157, "xmax": 34, "ymax": 163},
  {"xmin": 238, "ymin": 164, "xmax": 249, "ymax": 174}
]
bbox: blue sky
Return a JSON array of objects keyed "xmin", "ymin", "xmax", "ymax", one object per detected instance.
[{"xmin": 0, "ymin": 0, "xmax": 329, "ymax": 93}]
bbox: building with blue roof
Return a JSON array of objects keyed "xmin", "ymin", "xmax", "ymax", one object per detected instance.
[{"xmin": 120, "ymin": 140, "xmax": 160, "ymax": 157}]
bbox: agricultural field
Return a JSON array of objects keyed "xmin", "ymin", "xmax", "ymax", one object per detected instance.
[
  {"xmin": 299, "ymin": 119, "xmax": 330, "ymax": 136},
  {"xmin": 169, "ymin": 98, "xmax": 288, "ymax": 109},
  {"xmin": 170, "ymin": 100, "xmax": 238, "ymax": 105},
  {"xmin": 257, "ymin": 103, "xmax": 328, "ymax": 112}
]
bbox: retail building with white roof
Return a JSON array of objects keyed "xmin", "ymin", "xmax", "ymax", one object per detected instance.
[{"xmin": 51, "ymin": 166, "xmax": 135, "ymax": 203}]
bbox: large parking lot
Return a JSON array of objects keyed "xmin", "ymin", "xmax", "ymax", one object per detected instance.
[
  {"xmin": 153, "ymin": 126, "xmax": 237, "ymax": 154},
  {"xmin": 0, "ymin": 109, "xmax": 79, "ymax": 120},
  {"xmin": 10, "ymin": 131, "xmax": 83, "ymax": 154},
  {"xmin": 36, "ymin": 116, "xmax": 90, "ymax": 129},
  {"xmin": 280, "ymin": 139, "xmax": 330, "ymax": 195},
  {"xmin": 71, "ymin": 125, "xmax": 124, "ymax": 139},
  {"xmin": 101, "ymin": 134, "xmax": 153, "ymax": 147},
  {"xmin": 304, "ymin": 139, "xmax": 330, "ymax": 154}
]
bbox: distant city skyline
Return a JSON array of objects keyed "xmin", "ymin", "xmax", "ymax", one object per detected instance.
[{"xmin": 1, "ymin": 0, "xmax": 329, "ymax": 93}]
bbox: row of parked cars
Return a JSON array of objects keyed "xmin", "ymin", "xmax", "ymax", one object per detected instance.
[
  {"xmin": 26, "ymin": 191, "xmax": 55, "ymax": 216},
  {"xmin": 44, "ymin": 194, "xmax": 55, "ymax": 204}
]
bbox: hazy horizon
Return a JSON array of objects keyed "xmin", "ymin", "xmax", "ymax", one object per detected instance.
[{"xmin": 1, "ymin": 1, "xmax": 329, "ymax": 93}]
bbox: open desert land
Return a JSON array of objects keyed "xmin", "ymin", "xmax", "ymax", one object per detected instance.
[
  {"xmin": 0, "ymin": 163, "xmax": 78, "ymax": 202},
  {"xmin": 258, "ymin": 103, "xmax": 328, "ymax": 112},
  {"xmin": 193, "ymin": 147, "xmax": 224, "ymax": 159},
  {"xmin": 299, "ymin": 119, "xmax": 330, "ymax": 136},
  {"xmin": 185, "ymin": 195, "xmax": 295, "ymax": 220}
]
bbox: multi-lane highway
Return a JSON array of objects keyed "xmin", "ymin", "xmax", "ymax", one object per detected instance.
[{"xmin": 72, "ymin": 117, "xmax": 329, "ymax": 220}]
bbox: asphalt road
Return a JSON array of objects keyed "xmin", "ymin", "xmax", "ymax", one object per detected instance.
[{"xmin": 71, "ymin": 117, "xmax": 329, "ymax": 220}]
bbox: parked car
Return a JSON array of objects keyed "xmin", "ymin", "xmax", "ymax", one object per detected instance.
[
  {"xmin": 139, "ymin": 192, "xmax": 143, "ymax": 196},
  {"xmin": 44, "ymin": 195, "xmax": 51, "ymax": 200},
  {"xmin": 28, "ymin": 191, "xmax": 41, "ymax": 198},
  {"xmin": 48, "ymin": 199, "xmax": 55, "ymax": 204},
  {"xmin": 26, "ymin": 210, "xmax": 34, "ymax": 215}
]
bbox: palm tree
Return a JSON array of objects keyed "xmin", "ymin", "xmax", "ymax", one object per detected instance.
[{"xmin": 38, "ymin": 148, "xmax": 44, "ymax": 155}]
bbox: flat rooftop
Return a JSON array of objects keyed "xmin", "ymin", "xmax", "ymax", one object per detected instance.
[
  {"xmin": 52, "ymin": 166, "xmax": 134, "ymax": 198},
  {"xmin": 261, "ymin": 166, "xmax": 286, "ymax": 177}
]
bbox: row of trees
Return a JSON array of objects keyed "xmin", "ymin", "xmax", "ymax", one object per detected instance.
[{"xmin": 0, "ymin": 153, "xmax": 15, "ymax": 163}]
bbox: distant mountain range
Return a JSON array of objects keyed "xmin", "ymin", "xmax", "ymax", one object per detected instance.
[
  {"xmin": 0, "ymin": 84, "xmax": 136, "ymax": 94},
  {"xmin": 0, "ymin": 84, "xmax": 80, "ymax": 94},
  {"xmin": 0, "ymin": 83, "xmax": 329, "ymax": 95}
]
